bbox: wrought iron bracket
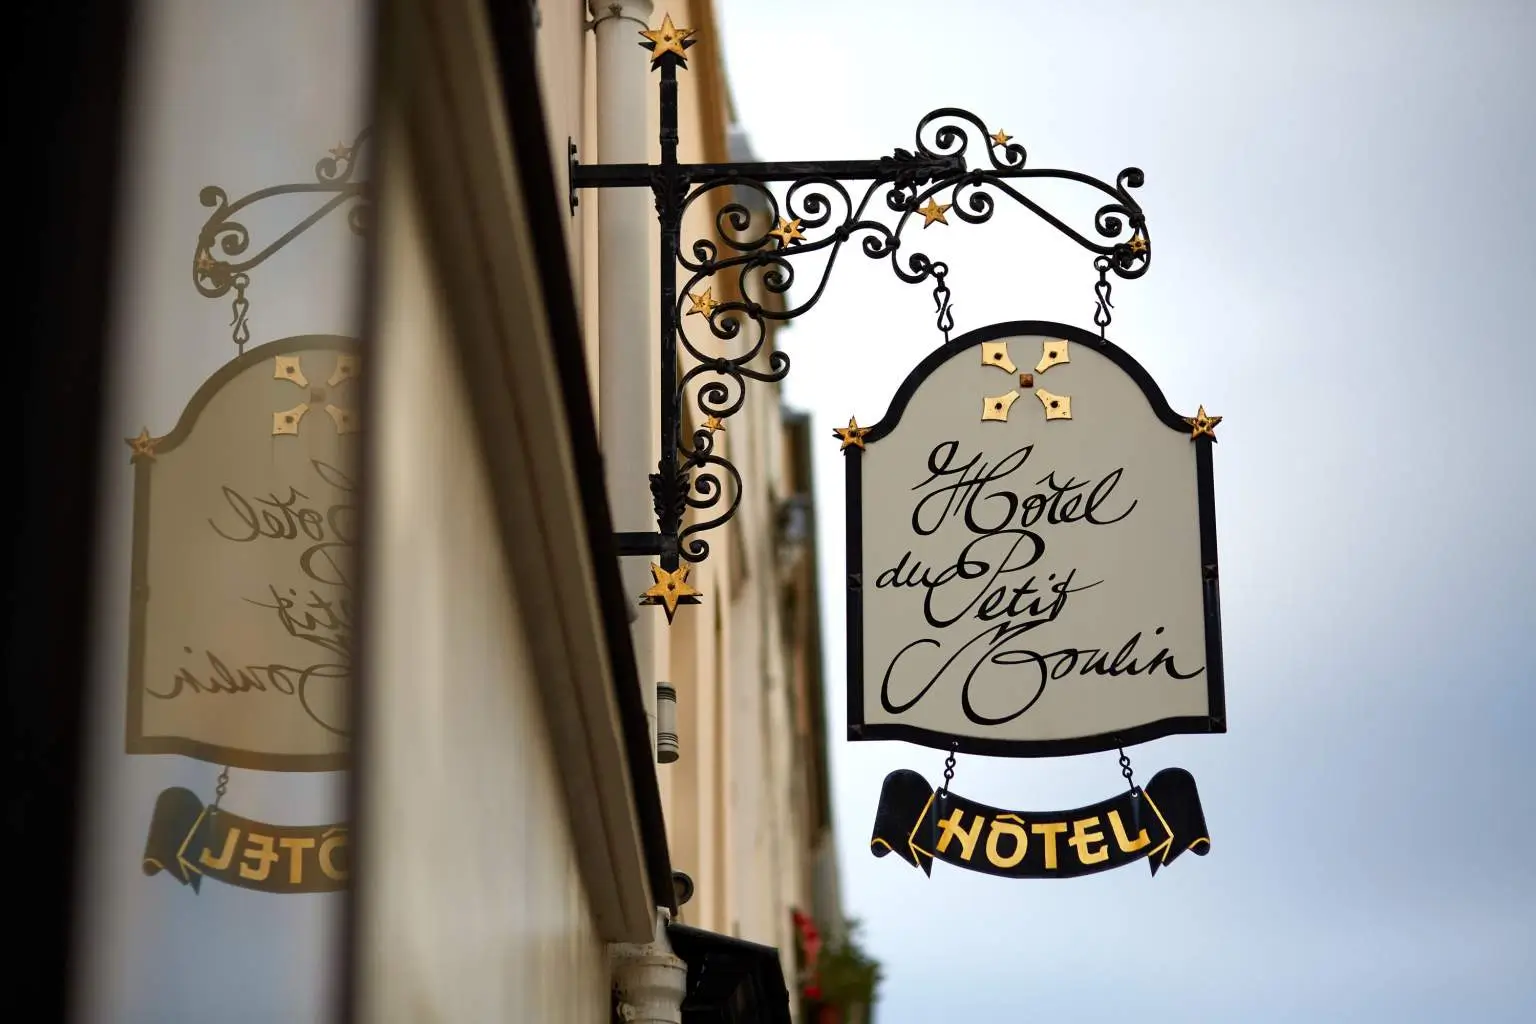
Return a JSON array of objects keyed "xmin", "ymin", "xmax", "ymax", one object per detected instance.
[
  {"xmin": 614, "ymin": 531, "xmax": 668, "ymax": 557},
  {"xmin": 195, "ymin": 129, "xmax": 372, "ymax": 352},
  {"xmin": 575, "ymin": 18, "xmax": 1152, "ymax": 617}
]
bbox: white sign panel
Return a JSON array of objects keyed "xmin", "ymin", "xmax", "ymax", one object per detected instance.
[
  {"xmin": 126, "ymin": 336, "xmax": 359, "ymax": 771},
  {"xmin": 845, "ymin": 321, "xmax": 1224, "ymax": 756}
]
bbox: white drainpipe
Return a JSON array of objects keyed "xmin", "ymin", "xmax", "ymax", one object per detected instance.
[
  {"xmin": 589, "ymin": 0, "xmax": 659, "ymax": 759},
  {"xmin": 611, "ymin": 908, "xmax": 688, "ymax": 1024}
]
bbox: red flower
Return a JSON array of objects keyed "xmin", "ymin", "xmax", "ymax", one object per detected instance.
[{"xmin": 792, "ymin": 909, "xmax": 823, "ymax": 968}]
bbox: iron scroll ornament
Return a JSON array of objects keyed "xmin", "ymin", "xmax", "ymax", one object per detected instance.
[
  {"xmin": 194, "ymin": 129, "xmax": 371, "ymax": 351},
  {"xmin": 572, "ymin": 17, "xmax": 1151, "ymax": 616}
]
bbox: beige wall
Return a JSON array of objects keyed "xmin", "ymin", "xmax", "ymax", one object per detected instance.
[
  {"xmin": 358, "ymin": 131, "xmax": 609, "ymax": 1022},
  {"xmin": 370, "ymin": 0, "xmax": 836, "ymax": 1011},
  {"xmin": 530, "ymin": 0, "xmax": 836, "ymax": 1010},
  {"xmin": 543, "ymin": 0, "xmax": 821, "ymax": 988}
]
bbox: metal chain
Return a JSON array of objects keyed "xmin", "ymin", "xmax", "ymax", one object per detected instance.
[
  {"xmin": 211, "ymin": 765, "xmax": 231, "ymax": 815},
  {"xmin": 1092, "ymin": 255, "xmax": 1113, "ymax": 339},
  {"xmin": 931, "ymin": 264, "xmax": 954, "ymax": 344},
  {"xmin": 938, "ymin": 741, "xmax": 959, "ymax": 798},
  {"xmin": 1118, "ymin": 746, "xmax": 1141, "ymax": 828},
  {"xmin": 230, "ymin": 272, "xmax": 251, "ymax": 354}
]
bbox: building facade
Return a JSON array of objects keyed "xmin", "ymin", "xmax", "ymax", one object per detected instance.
[{"xmin": 18, "ymin": 1, "xmax": 847, "ymax": 1021}]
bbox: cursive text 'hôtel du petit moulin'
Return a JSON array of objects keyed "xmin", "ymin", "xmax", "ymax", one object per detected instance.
[
  {"xmin": 147, "ymin": 459, "xmax": 354, "ymax": 737},
  {"xmin": 875, "ymin": 441, "xmax": 1201, "ymax": 726}
]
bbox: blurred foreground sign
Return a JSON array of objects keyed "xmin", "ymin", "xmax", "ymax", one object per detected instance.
[
  {"xmin": 869, "ymin": 766, "xmax": 1209, "ymax": 878},
  {"xmin": 125, "ymin": 337, "xmax": 359, "ymax": 771},
  {"xmin": 843, "ymin": 321, "xmax": 1225, "ymax": 757},
  {"xmin": 142, "ymin": 787, "xmax": 348, "ymax": 893}
]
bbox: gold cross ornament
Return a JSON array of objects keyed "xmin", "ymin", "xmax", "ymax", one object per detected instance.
[
  {"xmin": 272, "ymin": 354, "xmax": 360, "ymax": 436},
  {"xmin": 976, "ymin": 340, "xmax": 1074, "ymax": 423}
]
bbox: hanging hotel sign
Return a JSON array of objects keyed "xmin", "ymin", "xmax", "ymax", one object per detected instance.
[
  {"xmin": 843, "ymin": 320, "xmax": 1224, "ymax": 757},
  {"xmin": 869, "ymin": 766, "xmax": 1209, "ymax": 878},
  {"xmin": 142, "ymin": 787, "xmax": 348, "ymax": 893},
  {"xmin": 125, "ymin": 335, "xmax": 359, "ymax": 772}
]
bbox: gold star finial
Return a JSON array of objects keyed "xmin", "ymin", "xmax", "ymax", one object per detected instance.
[
  {"xmin": 990, "ymin": 129, "xmax": 1012, "ymax": 146},
  {"xmin": 1129, "ymin": 234, "xmax": 1148, "ymax": 254},
  {"xmin": 703, "ymin": 416, "xmax": 725, "ymax": 433},
  {"xmin": 194, "ymin": 251, "xmax": 217, "ymax": 273},
  {"xmin": 833, "ymin": 417, "xmax": 870, "ymax": 452},
  {"xmin": 768, "ymin": 217, "xmax": 805, "ymax": 248},
  {"xmin": 640, "ymin": 562, "xmax": 701, "ymax": 622},
  {"xmin": 686, "ymin": 288, "xmax": 720, "ymax": 317},
  {"xmin": 1185, "ymin": 405, "xmax": 1222, "ymax": 441},
  {"xmin": 640, "ymin": 14, "xmax": 695, "ymax": 62},
  {"xmin": 125, "ymin": 428, "xmax": 159, "ymax": 462},
  {"xmin": 917, "ymin": 197, "xmax": 952, "ymax": 228},
  {"xmin": 329, "ymin": 142, "xmax": 354, "ymax": 162}
]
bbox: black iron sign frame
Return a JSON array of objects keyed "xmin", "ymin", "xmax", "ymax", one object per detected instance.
[{"xmin": 570, "ymin": 16, "xmax": 1152, "ymax": 617}]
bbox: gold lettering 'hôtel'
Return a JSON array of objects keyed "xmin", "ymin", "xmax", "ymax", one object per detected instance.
[
  {"xmin": 869, "ymin": 766, "xmax": 1210, "ymax": 880},
  {"xmin": 936, "ymin": 806, "xmax": 1149, "ymax": 873}
]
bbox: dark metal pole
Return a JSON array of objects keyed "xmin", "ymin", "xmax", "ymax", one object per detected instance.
[
  {"xmin": 656, "ymin": 59, "xmax": 682, "ymax": 572},
  {"xmin": 572, "ymin": 155, "xmax": 964, "ymax": 191}
]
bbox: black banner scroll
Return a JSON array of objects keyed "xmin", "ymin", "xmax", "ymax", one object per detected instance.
[
  {"xmin": 870, "ymin": 767, "xmax": 1209, "ymax": 879},
  {"xmin": 142, "ymin": 787, "xmax": 349, "ymax": 894}
]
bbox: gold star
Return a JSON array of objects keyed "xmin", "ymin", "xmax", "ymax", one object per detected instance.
[
  {"xmin": 1184, "ymin": 405, "xmax": 1223, "ymax": 441},
  {"xmin": 329, "ymin": 143, "xmax": 353, "ymax": 162},
  {"xmin": 768, "ymin": 217, "xmax": 805, "ymax": 247},
  {"xmin": 125, "ymin": 427, "xmax": 158, "ymax": 462},
  {"xmin": 1129, "ymin": 234, "xmax": 1148, "ymax": 254},
  {"xmin": 687, "ymin": 288, "xmax": 720, "ymax": 317},
  {"xmin": 990, "ymin": 129, "xmax": 1012, "ymax": 146},
  {"xmin": 640, "ymin": 562, "xmax": 701, "ymax": 622},
  {"xmin": 639, "ymin": 14, "xmax": 695, "ymax": 61},
  {"xmin": 703, "ymin": 416, "xmax": 725, "ymax": 433},
  {"xmin": 917, "ymin": 197, "xmax": 952, "ymax": 228},
  {"xmin": 832, "ymin": 417, "xmax": 870, "ymax": 451},
  {"xmin": 195, "ymin": 251, "xmax": 216, "ymax": 272}
]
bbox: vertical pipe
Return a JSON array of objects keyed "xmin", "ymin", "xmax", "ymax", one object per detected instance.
[{"xmin": 589, "ymin": 0, "xmax": 658, "ymax": 757}]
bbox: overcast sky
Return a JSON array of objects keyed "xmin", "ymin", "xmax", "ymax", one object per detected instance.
[{"xmin": 716, "ymin": 1, "xmax": 1536, "ymax": 1020}]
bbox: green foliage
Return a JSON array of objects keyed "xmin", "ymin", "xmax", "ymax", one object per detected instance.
[{"xmin": 813, "ymin": 918, "xmax": 882, "ymax": 1010}]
